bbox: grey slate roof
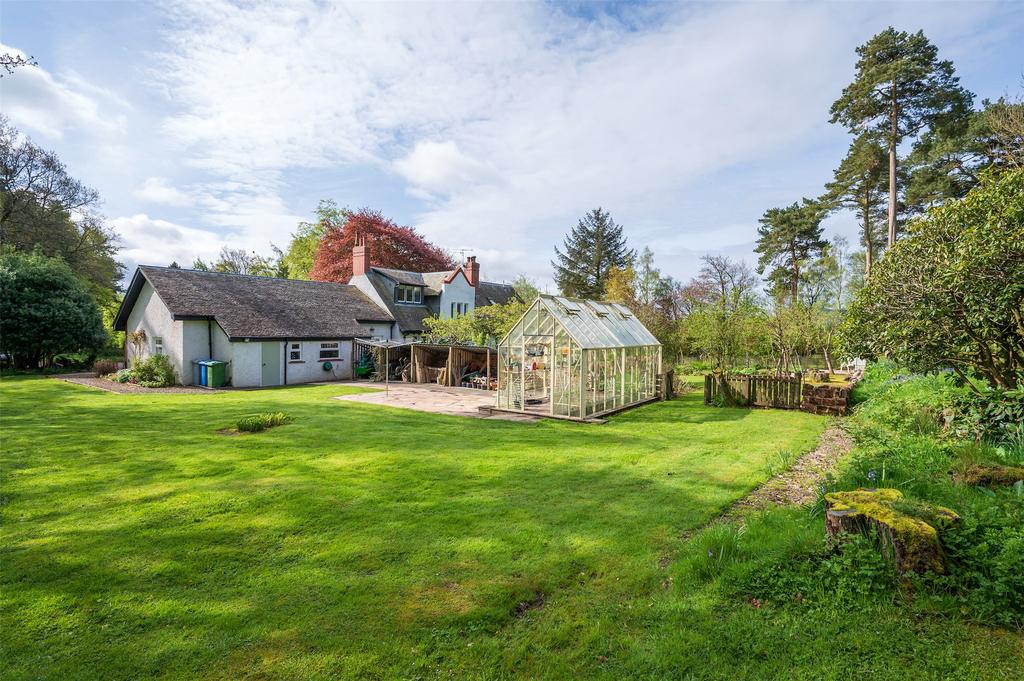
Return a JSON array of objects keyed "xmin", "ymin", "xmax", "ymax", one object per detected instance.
[
  {"xmin": 475, "ymin": 281, "xmax": 519, "ymax": 307},
  {"xmin": 371, "ymin": 267, "xmax": 449, "ymax": 295},
  {"xmin": 364, "ymin": 270, "xmax": 434, "ymax": 333},
  {"xmin": 114, "ymin": 266, "xmax": 394, "ymax": 340}
]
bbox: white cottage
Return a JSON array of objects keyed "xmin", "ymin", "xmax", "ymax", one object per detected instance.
[
  {"xmin": 347, "ymin": 237, "xmax": 517, "ymax": 340},
  {"xmin": 113, "ymin": 266, "xmax": 395, "ymax": 387},
  {"xmin": 112, "ymin": 246, "xmax": 519, "ymax": 387}
]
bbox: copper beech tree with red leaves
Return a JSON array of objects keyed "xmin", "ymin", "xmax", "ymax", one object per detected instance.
[{"xmin": 309, "ymin": 208, "xmax": 455, "ymax": 282}]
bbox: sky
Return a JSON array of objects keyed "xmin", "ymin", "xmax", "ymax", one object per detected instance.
[{"xmin": 1, "ymin": 0, "xmax": 1022, "ymax": 289}]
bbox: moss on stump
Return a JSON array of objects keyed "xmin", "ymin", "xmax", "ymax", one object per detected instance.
[{"xmin": 824, "ymin": 488, "xmax": 959, "ymax": 574}]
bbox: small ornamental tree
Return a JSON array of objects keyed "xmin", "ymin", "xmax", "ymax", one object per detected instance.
[
  {"xmin": 422, "ymin": 299, "xmax": 531, "ymax": 346},
  {"xmin": 839, "ymin": 169, "xmax": 1024, "ymax": 391},
  {"xmin": 0, "ymin": 250, "xmax": 108, "ymax": 368},
  {"xmin": 309, "ymin": 208, "xmax": 455, "ymax": 282}
]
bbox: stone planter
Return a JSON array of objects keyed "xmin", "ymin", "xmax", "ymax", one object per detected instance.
[{"xmin": 800, "ymin": 382, "xmax": 852, "ymax": 416}]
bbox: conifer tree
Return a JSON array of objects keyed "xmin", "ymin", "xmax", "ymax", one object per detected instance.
[
  {"xmin": 552, "ymin": 208, "xmax": 634, "ymax": 298},
  {"xmin": 822, "ymin": 134, "xmax": 889, "ymax": 278},
  {"xmin": 755, "ymin": 200, "xmax": 828, "ymax": 305},
  {"xmin": 830, "ymin": 28, "xmax": 971, "ymax": 248}
]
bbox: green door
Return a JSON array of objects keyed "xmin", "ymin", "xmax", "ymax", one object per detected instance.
[{"xmin": 261, "ymin": 342, "xmax": 281, "ymax": 386}]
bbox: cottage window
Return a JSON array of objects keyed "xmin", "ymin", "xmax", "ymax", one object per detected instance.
[
  {"xmin": 289, "ymin": 342, "xmax": 302, "ymax": 362},
  {"xmin": 319, "ymin": 342, "xmax": 340, "ymax": 360},
  {"xmin": 153, "ymin": 336, "xmax": 164, "ymax": 355},
  {"xmin": 395, "ymin": 285, "xmax": 422, "ymax": 304},
  {"xmin": 450, "ymin": 302, "xmax": 469, "ymax": 317}
]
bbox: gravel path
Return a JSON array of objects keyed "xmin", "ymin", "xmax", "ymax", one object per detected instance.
[
  {"xmin": 680, "ymin": 423, "xmax": 853, "ymax": 541},
  {"xmin": 723, "ymin": 423, "xmax": 853, "ymax": 517},
  {"xmin": 53, "ymin": 374, "xmax": 216, "ymax": 394}
]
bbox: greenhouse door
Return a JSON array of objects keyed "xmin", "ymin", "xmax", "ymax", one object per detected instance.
[{"xmin": 523, "ymin": 338, "xmax": 552, "ymax": 413}]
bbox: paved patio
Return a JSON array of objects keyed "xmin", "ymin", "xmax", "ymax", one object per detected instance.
[{"xmin": 332, "ymin": 382, "xmax": 537, "ymax": 421}]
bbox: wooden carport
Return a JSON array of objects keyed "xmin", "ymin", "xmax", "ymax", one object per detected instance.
[
  {"xmin": 409, "ymin": 342, "xmax": 495, "ymax": 389},
  {"xmin": 353, "ymin": 340, "xmax": 496, "ymax": 390}
]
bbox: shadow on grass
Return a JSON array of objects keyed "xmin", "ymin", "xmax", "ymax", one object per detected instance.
[{"xmin": 1, "ymin": 377, "xmax": 823, "ymax": 680}]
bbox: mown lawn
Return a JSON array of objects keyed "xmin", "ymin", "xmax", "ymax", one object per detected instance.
[{"xmin": 1, "ymin": 377, "xmax": 1020, "ymax": 679}]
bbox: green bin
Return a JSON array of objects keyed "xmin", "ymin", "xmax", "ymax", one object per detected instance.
[{"xmin": 206, "ymin": 360, "xmax": 227, "ymax": 388}]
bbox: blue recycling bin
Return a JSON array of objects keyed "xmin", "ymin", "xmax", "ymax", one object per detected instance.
[{"xmin": 199, "ymin": 363, "xmax": 208, "ymax": 386}]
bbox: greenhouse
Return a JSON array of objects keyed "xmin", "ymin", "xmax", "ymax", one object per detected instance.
[{"xmin": 496, "ymin": 295, "xmax": 662, "ymax": 420}]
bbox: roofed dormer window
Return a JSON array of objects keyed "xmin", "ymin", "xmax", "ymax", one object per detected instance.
[{"xmin": 395, "ymin": 284, "xmax": 423, "ymax": 304}]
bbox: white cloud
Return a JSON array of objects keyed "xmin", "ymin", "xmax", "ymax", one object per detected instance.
[
  {"xmin": 146, "ymin": 1, "xmax": 1008, "ymax": 284},
  {"xmin": 112, "ymin": 213, "xmax": 224, "ymax": 269},
  {"xmin": 0, "ymin": 43, "xmax": 127, "ymax": 139},
  {"xmin": 393, "ymin": 140, "xmax": 495, "ymax": 197},
  {"xmin": 135, "ymin": 177, "xmax": 190, "ymax": 206}
]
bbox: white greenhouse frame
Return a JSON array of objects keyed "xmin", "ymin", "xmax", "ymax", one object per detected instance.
[{"xmin": 496, "ymin": 295, "xmax": 662, "ymax": 420}]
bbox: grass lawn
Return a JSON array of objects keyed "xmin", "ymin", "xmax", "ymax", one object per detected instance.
[{"xmin": 1, "ymin": 377, "xmax": 1020, "ymax": 679}]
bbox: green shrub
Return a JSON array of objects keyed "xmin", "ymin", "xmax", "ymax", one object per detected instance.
[
  {"xmin": 839, "ymin": 169, "xmax": 1024, "ymax": 391},
  {"xmin": 0, "ymin": 250, "xmax": 108, "ymax": 369},
  {"xmin": 113, "ymin": 368, "xmax": 133, "ymax": 383},
  {"xmin": 236, "ymin": 412, "xmax": 293, "ymax": 433},
  {"xmin": 133, "ymin": 354, "xmax": 176, "ymax": 388},
  {"xmin": 950, "ymin": 386, "xmax": 1024, "ymax": 445}
]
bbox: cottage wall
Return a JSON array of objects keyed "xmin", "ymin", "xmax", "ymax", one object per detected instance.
[
  {"xmin": 231, "ymin": 342, "xmax": 263, "ymax": 388},
  {"xmin": 125, "ymin": 281, "xmax": 183, "ymax": 378},
  {"xmin": 284, "ymin": 339, "xmax": 354, "ymax": 383},
  {"xmin": 179, "ymin": 320, "xmax": 234, "ymax": 385},
  {"xmin": 210, "ymin": 322, "xmax": 233, "ymax": 385},
  {"xmin": 439, "ymin": 274, "xmax": 476, "ymax": 318}
]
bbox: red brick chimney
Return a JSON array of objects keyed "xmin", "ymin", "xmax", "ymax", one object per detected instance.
[
  {"xmin": 352, "ymin": 232, "xmax": 370, "ymax": 277},
  {"xmin": 462, "ymin": 255, "xmax": 479, "ymax": 287}
]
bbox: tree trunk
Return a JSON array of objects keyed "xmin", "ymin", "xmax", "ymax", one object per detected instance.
[
  {"xmin": 888, "ymin": 81, "xmax": 898, "ymax": 248},
  {"xmin": 823, "ymin": 326, "xmax": 835, "ymax": 374},
  {"xmin": 791, "ymin": 244, "xmax": 800, "ymax": 305},
  {"xmin": 863, "ymin": 186, "xmax": 873, "ymax": 279},
  {"xmin": 825, "ymin": 490, "xmax": 957, "ymax": 575}
]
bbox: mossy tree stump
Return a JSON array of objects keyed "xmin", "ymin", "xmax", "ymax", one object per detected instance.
[{"xmin": 825, "ymin": 488, "xmax": 958, "ymax": 574}]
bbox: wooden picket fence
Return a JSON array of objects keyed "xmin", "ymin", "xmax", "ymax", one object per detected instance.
[{"xmin": 703, "ymin": 374, "xmax": 802, "ymax": 410}]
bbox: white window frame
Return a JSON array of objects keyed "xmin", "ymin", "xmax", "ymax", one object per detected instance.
[
  {"xmin": 319, "ymin": 342, "xmax": 340, "ymax": 361},
  {"xmin": 289, "ymin": 342, "xmax": 303, "ymax": 362},
  {"xmin": 450, "ymin": 302, "xmax": 469, "ymax": 317},
  {"xmin": 153, "ymin": 336, "xmax": 164, "ymax": 355},
  {"xmin": 396, "ymin": 285, "xmax": 422, "ymax": 304}
]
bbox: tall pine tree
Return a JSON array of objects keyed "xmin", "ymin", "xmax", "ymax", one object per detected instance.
[
  {"xmin": 821, "ymin": 133, "xmax": 890, "ymax": 278},
  {"xmin": 755, "ymin": 200, "xmax": 828, "ymax": 305},
  {"xmin": 552, "ymin": 208, "xmax": 634, "ymax": 298},
  {"xmin": 906, "ymin": 97, "xmax": 1024, "ymax": 212},
  {"xmin": 830, "ymin": 28, "xmax": 971, "ymax": 248}
]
